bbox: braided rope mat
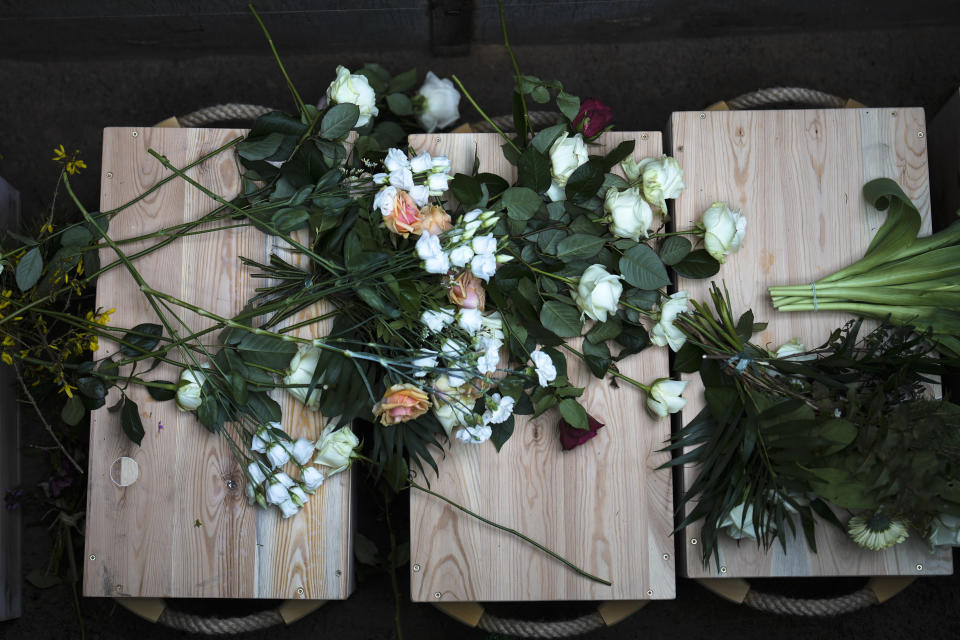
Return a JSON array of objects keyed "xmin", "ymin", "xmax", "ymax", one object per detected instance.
[
  {"xmin": 726, "ymin": 86, "xmax": 847, "ymax": 109},
  {"xmin": 478, "ymin": 610, "xmax": 606, "ymax": 638},
  {"xmin": 178, "ymin": 103, "xmax": 274, "ymax": 127},
  {"xmin": 157, "ymin": 607, "xmax": 285, "ymax": 635},
  {"xmin": 742, "ymin": 586, "xmax": 879, "ymax": 616}
]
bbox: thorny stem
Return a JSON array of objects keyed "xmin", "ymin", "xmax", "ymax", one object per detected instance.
[
  {"xmin": 14, "ymin": 365, "xmax": 84, "ymax": 474},
  {"xmin": 409, "ymin": 480, "xmax": 612, "ymax": 586},
  {"xmin": 248, "ymin": 5, "xmax": 306, "ymax": 115},
  {"xmin": 451, "ymin": 75, "xmax": 521, "ymax": 154}
]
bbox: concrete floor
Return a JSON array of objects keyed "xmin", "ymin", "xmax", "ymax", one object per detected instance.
[{"xmin": 2, "ymin": 19, "xmax": 960, "ymax": 640}]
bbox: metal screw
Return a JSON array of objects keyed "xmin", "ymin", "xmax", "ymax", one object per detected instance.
[
  {"xmin": 413, "ymin": 564, "xmax": 421, "ymax": 572},
  {"xmin": 641, "ymin": 133, "xmax": 648, "ymax": 140},
  {"xmin": 435, "ymin": 137, "xmax": 441, "ymax": 143},
  {"xmin": 662, "ymin": 553, "xmax": 670, "ymax": 561},
  {"xmin": 916, "ymin": 564, "xmax": 924, "ymax": 571},
  {"xmin": 720, "ymin": 566, "xmax": 728, "ymax": 574},
  {"xmin": 226, "ymin": 480, "xmax": 237, "ymax": 490},
  {"xmin": 699, "ymin": 113, "xmax": 706, "ymax": 120},
  {"xmin": 131, "ymin": 131, "xmax": 139, "ymax": 138},
  {"xmin": 105, "ymin": 172, "xmax": 113, "ymax": 179},
  {"xmin": 297, "ymin": 587, "xmax": 305, "ymax": 597},
  {"xmin": 116, "ymin": 585, "xmax": 122, "ymax": 593},
  {"xmin": 917, "ymin": 131, "xmax": 925, "ymax": 138},
  {"xmin": 646, "ymin": 589, "xmax": 654, "ymax": 597},
  {"xmin": 89, "ymin": 554, "xmax": 96, "ymax": 561},
  {"xmin": 335, "ymin": 569, "xmax": 342, "ymax": 577},
  {"xmin": 410, "ymin": 469, "xmax": 418, "ymax": 478},
  {"xmin": 434, "ymin": 592, "xmax": 442, "ymax": 599},
  {"xmin": 891, "ymin": 110, "xmax": 898, "ymax": 117},
  {"xmin": 690, "ymin": 538, "xmax": 698, "ymax": 545}
]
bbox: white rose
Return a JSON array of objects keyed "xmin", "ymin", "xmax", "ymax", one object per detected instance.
[
  {"xmin": 410, "ymin": 152, "xmax": 433, "ymax": 174},
  {"xmin": 265, "ymin": 481, "xmax": 291, "ymax": 505},
  {"xmin": 546, "ymin": 132, "xmax": 589, "ymax": 202},
  {"xmin": 650, "ymin": 291, "xmax": 690, "ymax": 352},
  {"xmin": 431, "ymin": 155, "xmax": 451, "ymax": 173},
  {"xmin": 384, "ymin": 148, "xmax": 409, "ymax": 172},
  {"xmin": 702, "ymin": 202, "xmax": 746, "ymax": 263},
  {"xmin": 326, "ymin": 65, "xmax": 379, "ymax": 128},
  {"xmin": 470, "ymin": 253, "xmax": 497, "ymax": 282},
  {"xmin": 284, "ymin": 346, "xmax": 322, "ymax": 410},
  {"xmin": 314, "ymin": 426, "xmax": 360, "ymax": 476},
  {"xmin": 427, "ymin": 172, "xmax": 449, "ymax": 195},
  {"xmin": 274, "ymin": 471, "xmax": 295, "ymax": 487},
  {"xmin": 302, "ymin": 466, "xmax": 324, "ymax": 491},
  {"xmin": 389, "ymin": 168, "xmax": 414, "ymax": 192},
  {"xmin": 176, "ymin": 367, "xmax": 207, "ymax": 412},
  {"xmin": 278, "ymin": 499, "xmax": 300, "ymax": 519},
  {"xmin": 529, "ymin": 349, "xmax": 557, "ymax": 387},
  {"xmin": 773, "ymin": 338, "xmax": 811, "ymax": 360},
  {"xmin": 416, "ymin": 232, "xmax": 450, "ymax": 274},
  {"xmin": 448, "ymin": 245, "xmax": 474, "ymax": 268},
  {"xmin": 574, "ymin": 264, "xmax": 622, "ymax": 323},
  {"xmin": 929, "ymin": 514, "xmax": 960, "ymax": 547},
  {"xmin": 471, "ymin": 234, "xmax": 497, "ymax": 256},
  {"xmin": 247, "ymin": 462, "xmax": 267, "ymax": 486},
  {"xmin": 410, "ymin": 185, "xmax": 430, "ymax": 207},
  {"xmin": 645, "ymin": 378, "xmax": 688, "ymax": 417},
  {"xmin": 291, "ymin": 438, "xmax": 315, "ymax": 466},
  {"xmin": 266, "ymin": 442, "xmax": 291, "ymax": 469},
  {"xmin": 604, "ymin": 187, "xmax": 653, "ymax": 242},
  {"xmin": 251, "ymin": 429, "xmax": 272, "ymax": 453},
  {"xmin": 416, "ymin": 71, "xmax": 461, "ymax": 133},
  {"xmin": 639, "ymin": 155, "xmax": 685, "ymax": 212}
]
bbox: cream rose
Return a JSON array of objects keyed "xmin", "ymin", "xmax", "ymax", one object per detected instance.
[
  {"xmin": 638, "ymin": 155, "xmax": 685, "ymax": 212},
  {"xmin": 283, "ymin": 346, "xmax": 322, "ymax": 410},
  {"xmin": 574, "ymin": 264, "xmax": 622, "ymax": 323},
  {"xmin": 176, "ymin": 367, "xmax": 208, "ymax": 412},
  {"xmin": 313, "ymin": 425, "xmax": 360, "ymax": 476},
  {"xmin": 604, "ymin": 186, "xmax": 653, "ymax": 242},
  {"xmin": 645, "ymin": 378, "xmax": 688, "ymax": 417},
  {"xmin": 701, "ymin": 202, "xmax": 746, "ymax": 263},
  {"xmin": 326, "ymin": 65, "xmax": 378, "ymax": 128},
  {"xmin": 650, "ymin": 291, "xmax": 690, "ymax": 352},
  {"xmin": 415, "ymin": 71, "xmax": 461, "ymax": 133},
  {"xmin": 546, "ymin": 132, "xmax": 589, "ymax": 202}
]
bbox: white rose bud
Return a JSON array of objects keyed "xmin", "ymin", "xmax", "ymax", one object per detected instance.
[
  {"xmin": 289, "ymin": 486, "xmax": 309, "ymax": 507},
  {"xmin": 247, "ymin": 462, "xmax": 267, "ymax": 486},
  {"xmin": 274, "ymin": 471, "xmax": 295, "ymax": 487},
  {"xmin": 701, "ymin": 202, "xmax": 747, "ymax": 263},
  {"xmin": 283, "ymin": 346, "xmax": 322, "ymax": 410},
  {"xmin": 470, "ymin": 252, "xmax": 497, "ymax": 282},
  {"xmin": 546, "ymin": 132, "xmax": 589, "ymax": 202},
  {"xmin": 265, "ymin": 481, "xmax": 291, "ymax": 506},
  {"xmin": 302, "ymin": 466, "xmax": 325, "ymax": 491},
  {"xmin": 410, "ymin": 152, "xmax": 433, "ymax": 174},
  {"xmin": 415, "ymin": 71, "xmax": 461, "ymax": 133},
  {"xmin": 650, "ymin": 291, "xmax": 690, "ymax": 352},
  {"xmin": 278, "ymin": 499, "xmax": 300, "ymax": 519},
  {"xmin": 448, "ymin": 245, "xmax": 474, "ymax": 268},
  {"xmin": 291, "ymin": 438, "xmax": 316, "ymax": 466},
  {"xmin": 326, "ymin": 65, "xmax": 379, "ymax": 128},
  {"xmin": 314, "ymin": 426, "xmax": 361, "ymax": 476},
  {"xmin": 266, "ymin": 443, "xmax": 291, "ymax": 469},
  {"xmin": 175, "ymin": 367, "xmax": 207, "ymax": 412},
  {"xmin": 646, "ymin": 378, "xmax": 689, "ymax": 417},
  {"xmin": 573, "ymin": 264, "xmax": 623, "ymax": 323},
  {"xmin": 251, "ymin": 429, "xmax": 272, "ymax": 454},
  {"xmin": 639, "ymin": 155, "xmax": 685, "ymax": 212},
  {"xmin": 604, "ymin": 186, "xmax": 654, "ymax": 242},
  {"xmin": 774, "ymin": 338, "xmax": 807, "ymax": 360},
  {"xmin": 427, "ymin": 172, "xmax": 449, "ymax": 195}
]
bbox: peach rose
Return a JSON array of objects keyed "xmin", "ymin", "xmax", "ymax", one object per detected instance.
[
  {"xmin": 384, "ymin": 190, "xmax": 422, "ymax": 237},
  {"xmin": 417, "ymin": 204, "xmax": 453, "ymax": 235},
  {"xmin": 373, "ymin": 383, "xmax": 430, "ymax": 425},
  {"xmin": 447, "ymin": 269, "xmax": 485, "ymax": 311}
]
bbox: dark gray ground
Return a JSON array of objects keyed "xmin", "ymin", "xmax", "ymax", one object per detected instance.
[{"xmin": 3, "ymin": 12, "xmax": 960, "ymax": 640}]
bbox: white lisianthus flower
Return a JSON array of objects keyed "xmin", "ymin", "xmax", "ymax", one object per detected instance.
[
  {"xmin": 529, "ymin": 349, "xmax": 557, "ymax": 387},
  {"xmin": 638, "ymin": 155, "xmax": 685, "ymax": 212},
  {"xmin": 415, "ymin": 232, "xmax": 450, "ymax": 274},
  {"xmin": 247, "ymin": 462, "xmax": 267, "ymax": 486},
  {"xmin": 302, "ymin": 466, "xmax": 324, "ymax": 491},
  {"xmin": 410, "ymin": 185, "xmax": 430, "ymax": 207},
  {"xmin": 546, "ymin": 132, "xmax": 589, "ymax": 202},
  {"xmin": 448, "ymin": 245, "xmax": 474, "ymax": 268},
  {"xmin": 411, "ymin": 351, "xmax": 439, "ymax": 378},
  {"xmin": 604, "ymin": 186, "xmax": 653, "ymax": 242},
  {"xmin": 265, "ymin": 481, "xmax": 291, "ymax": 505},
  {"xmin": 719, "ymin": 503, "xmax": 760, "ymax": 541},
  {"xmin": 650, "ymin": 291, "xmax": 690, "ymax": 352},
  {"xmin": 427, "ymin": 172, "xmax": 449, "ymax": 195},
  {"xmin": 471, "ymin": 234, "xmax": 497, "ymax": 256},
  {"xmin": 314, "ymin": 425, "xmax": 361, "ymax": 476},
  {"xmin": 372, "ymin": 173, "xmax": 388, "ymax": 185},
  {"xmin": 456, "ymin": 424, "xmax": 493, "ymax": 444},
  {"xmin": 929, "ymin": 514, "xmax": 960, "ymax": 547},
  {"xmin": 646, "ymin": 378, "xmax": 689, "ymax": 417},
  {"xmin": 274, "ymin": 471, "xmax": 295, "ymax": 487},
  {"xmin": 470, "ymin": 252, "xmax": 497, "ymax": 282},
  {"xmin": 421, "ymin": 308, "xmax": 455, "ymax": 333},
  {"xmin": 251, "ymin": 429, "xmax": 272, "ymax": 454},
  {"xmin": 482, "ymin": 393, "xmax": 514, "ymax": 425},
  {"xmin": 574, "ymin": 264, "xmax": 623, "ymax": 323},
  {"xmin": 373, "ymin": 185, "xmax": 398, "ymax": 217},
  {"xmin": 415, "ymin": 71, "xmax": 461, "ymax": 133},
  {"xmin": 289, "ymin": 486, "xmax": 309, "ymax": 506},
  {"xmin": 326, "ymin": 65, "xmax": 379, "ymax": 128},
  {"xmin": 701, "ymin": 202, "xmax": 747, "ymax": 263},
  {"xmin": 291, "ymin": 438, "xmax": 316, "ymax": 466},
  {"xmin": 458, "ymin": 308, "xmax": 483, "ymax": 335},
  {"xmin": 384, "ymin": 148, "xmax": 410, "ymax": 172},
  {"xmin": 431, "ymin": 155, "xmax": 451, "ymax": 173},
  {"xmin": 278, "ymin": 499, "xmax": 299, "ymax": 519},
  {"xmin": 284, "ymin": 346, "xmax": 323, "ymax": 409},
  {"xmin": 266, "ymin": 443, "xmax": 291, "ymax": 469},
  {"xmin": 176, "ymin": 367, "xmax": 207, "ymax": 411},
  {"xmin": 410, "ymin": 152, "xmax": 433, "ymax": 174},
  {"xmin": 389, "ymin": 168, "xmax": 414, "ymax": 192}
]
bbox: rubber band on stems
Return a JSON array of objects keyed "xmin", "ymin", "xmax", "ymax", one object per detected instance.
[{"xmin": 811, "ymin": 282, "xmax": 818, "ymax": 311}]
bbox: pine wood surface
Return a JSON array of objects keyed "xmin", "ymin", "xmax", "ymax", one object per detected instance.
[
  {"xmin": 83, "ymin": 127, "xmax": 353, "ymax": 599},
  {"xmin": 407, "ymin": 132, "xmax": 676, "ymax": 602},
  {"xmin": 669, "ymin": 108, "xmax": 953, "ymax": 578},
  {"xmin": 1, "ymin": 176, "xmax": 22, "ymax": 620}
]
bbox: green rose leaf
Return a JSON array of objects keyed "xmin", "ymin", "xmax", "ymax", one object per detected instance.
[
  {"xmin": 119, "ymin": 323, "xmax": 163, "ymax": 357},
  {"xmin": 237, "ymin": 132, "xmax": 285, "ymax": 161},
  {"xmin": 15, "ymin": 246, "xmax": 43, "ymax": 292},
  {"xmin": 556, "ymin": 91, "xmax": 581, "ymax": 122},
  {"xmin": 673, "ymin": 341, "xmax": 703, "ymax": 373},
  {"xmin": 320, "ymin": 103, "xmax": 360, "ymax": 140},
  {"xmin": 600, "ymin": 140, "xmax": 635, "ymax": 172},
  {"xmin": 60, "ymin": 226, "xmax": 93, "ymax": 248},
  {"xmin": 237, "ymin": 333, "xmax": 298, "ymax": 371},
  {"xmin": 147, "ymin": 383, "xmax": 177, "ymax": 402},
  {"xmin": 450, "ymin": 173, "xmax": 483, "ymax": 208},
  {"xmin": 660, "ymin": 235, "xmax": 692, "ymax": 265},
  {"xmin": 490, "ymin": 415, "xmax": 516, "ymax": 452},
  {"xmin": 386, "ymin": 93, "xmax": 413, "ymax": 116},
  {"xmin": 388, "ymin": 67, "xmax": 418, "ymax": 93},
  {"xmin": 555, "ymin": 234, "xmax": 607, "ymax": 262},
  {"xmin": 565, "ymin": 159, "xmax": 605, "ymax": 204},
  {"xmin": 539, "ymin": 300, "xmax": 582, "ymax": 338},
  {"xmin": 558, "ymin": 398, "xmax": 588, "ymax": 430},
  {"xmin": 531, "ymin": 124, "xmax": 566, "ymax": 154},
  {"xmin": 581, "ymin": 339, "xmax": 611, "ymax": 378},
  {"xmin": 586, "ymin": 317, "xmax": 622, "ymax": 344},
  {"xmin": 672, "ymin": 249, "xmax": 721, "ymax": 279},
  {"xmin": 502, "ymin": 186, "xmax": 542, "ymax": 221},
  {"xmin": 619, "ymin": 244, "xmax": 670, "ymax": 290},
  {"xmin": 517, "ymin": 148, "xmax": 552, "ymax": 194},
  {"xmin": 120, "ymin": 395, "xmax": 145, "ymax": 446}
]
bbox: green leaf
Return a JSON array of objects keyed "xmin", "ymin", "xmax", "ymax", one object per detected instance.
[
  {"xmin": 581, "ymin": 339, "xmax": 611, "ymax": 378},
  {"xmin": 502, "ymin": 187, "xmax": 542, "ymax": 221},
  {"xmin": 237, "ymin": 132, "xmax": 285, "ymax": 161},
  {"xmin": 558, "ymin": 398, "xmax": 588, "ymax": 429},
  {"xmin": 531, "ymin": 124, "xmax": 566, "ymax": 154},
  {"xmin": 491, "ymin": 415, "xmax": 516, "ymax": 451},
  {"xmin": 863, "ymin": 178, "xmax": 922, "ymax": 259},
  {"xmin": 660, "ymin": 235, "xmax": 692, "ymax": 265},
  {"xmin": 354, "ymin": 532, "xmax": 381, "ymax": 566},
  {"xmin": 25, "ymin": 570, "xmax": 62, "ymax": 589},
  {"xmin": 517, "ymin": 148, "xmax": 552, "ymax": 194},
  {"xmin": 271, "ymin": 207, "xmax": 309, "ymax": 233},
  {"xmin": 450, "ymin": 173, "xmax": 483, "ymax": 208},
  {"xmin": 809, "ymin": 468, "xmax": 875, "ymax": 509},
  {"xmin": 672, "ymin": 249, "xmax": 720, "ymax": 279},
  {"xmin": 619, "ymin": 244, "xmax": 670, "ymax": 290},
  {"xmin": 539, "ymin": 301, "xmax": 582, "ymax": 338},
  {"xmin": 586, "ymin": 317, "xmax": 622, "ymax": 344},
  {"xmin": 60, "ymin": 395, "xmax": 85, "ymax": 426},
  {"xmin": 119, "ymin": 323, "xmax": 163, "ymax": 357},
  {"xmin": 147, "ymin": 383, "xmax": 177, "ymax": 402},
  {"xmin": 120, "ymin": 395, "xmax": 145, "ymax": 446},
  {"xmin": 15, "ymin": 246, "xmax": 43, "ymax": 291},
  {"xmin": 600, "ymin": 140, "xmax": 635, "ymax": 172},
  {"xmin": 388, "ymin": 67, "xmax": 418, "ymax": 93},
  {"xmin": 320, "ymin": 103, "xmax": 360, "ymax": 140},
  {"xmin": 556, "ymin": 91, "xmax": 581, "ymax": 122},
  {"xmin": 77, "ymin": 376, "xmax": 106, "ymax": 400},
  {"xmin": 555, "ymin": 234, "xmax": 607, "ymax": 261},
  {"xmin": 237, "ymin": 333, "xmax": 298, "ymax": 371},
  {"xmin": 386, "ymin": 93, "xmax": 413, "ymax": 116},
  {"xmin": 530, "ymin": 85, "xmax": 550, "ymax": 104},
  {"xmin": 372, "ymin": 121, "xmax": 407, "ymax": 148},
  {"xmin": 565, "ymin": 160, "xmax": 605, "ymax": 203},
  {"xmin": 60, "ymin": 226, "xmax": 92, "ymax": 248},
  {"xmin": 673, "ymin": 341, "xmax": 703, "ymax": 373}
]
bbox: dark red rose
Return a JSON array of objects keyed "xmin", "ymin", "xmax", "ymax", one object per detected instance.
[
  {"xmin": 572, "ymin": 98, "xmax": 613, "ymax": 139},
  {"xmin": 558, "ymin": 415, "xmax": 605, "ymax": 451}
]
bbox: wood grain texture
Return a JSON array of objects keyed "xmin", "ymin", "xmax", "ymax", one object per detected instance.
[
  {"xmin": 83, "ymin": 127, "xmax": 353, "ymax": 599},
  {"xmin": 408, "ymin": 132, "xmax": 675, "ymax": 602},
  {"xmin": 0, "ymin": 176, "xmax": 22, "ymax": 621},
  {"xmin": 669, "ymin": 108, "xmax": 952, "ymax": 578}
]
